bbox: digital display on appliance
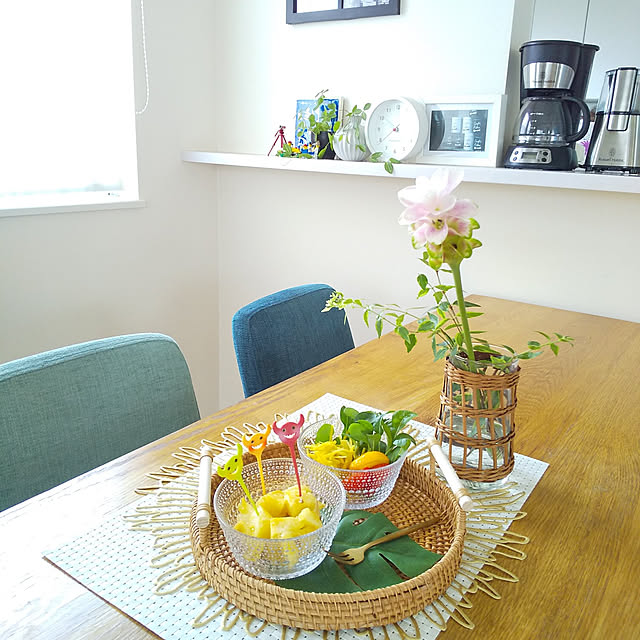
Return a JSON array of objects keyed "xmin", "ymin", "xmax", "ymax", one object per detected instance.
[{"xmin": 429, "ymin": 109, "xmax": 489, "ymax": 152}]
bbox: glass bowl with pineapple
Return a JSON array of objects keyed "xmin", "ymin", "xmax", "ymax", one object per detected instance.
[
  {"xmin": 298, "ymin": 407, "xmax": 417, "ymax": 509},
  {"xmin": 213, "ymin": 456, "xmax": 346, "ymax": 580}
]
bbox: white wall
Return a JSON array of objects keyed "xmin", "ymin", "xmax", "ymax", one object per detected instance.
[
  {"xmin": 532, "ymin": 0, "xmax": 640, "ymax": 99},
  {"xmin": 0, "ymin": 0, "xmax": 221, "ymax": 416},
  {"xmin": 215, "ymin": 0, "xmax": 520, "ymax": 154},
  {"xmin": 2, "ymin": 1, "xmax": 637, "ymax": 418},
  {"xmin": 214, "ymin": 0, "xmax": 640, "ymax": 408}
]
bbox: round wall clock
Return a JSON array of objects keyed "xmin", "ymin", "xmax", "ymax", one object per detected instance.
[{"xmin": 365, "ymin": 97, "xmax": 428, "ymax": 162}]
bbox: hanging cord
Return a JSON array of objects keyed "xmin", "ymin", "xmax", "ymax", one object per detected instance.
[
  {"xmin": 135, "ymin": 0, "xmax": 149, "ymax": 115},
  {"xmin": 582, "ymin": 0, "xmax": 591, "ymax": 43},
  {"xmin": 529, "ymin": 0, "xmax": 536, "ymax": 40}
]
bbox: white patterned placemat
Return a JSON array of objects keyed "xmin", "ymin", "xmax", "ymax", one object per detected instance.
[{"xmin": 45, "ymin": 393, "xmax": 549, "ymax": 639}]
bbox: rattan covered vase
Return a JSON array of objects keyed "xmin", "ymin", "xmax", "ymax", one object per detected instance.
[{"xmin": 435, "ymin": 350, "xmax": 520, "ymax": 485}]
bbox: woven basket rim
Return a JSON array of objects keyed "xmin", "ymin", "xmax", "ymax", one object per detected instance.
[{"xmin": 191, "ymin": 444, "xmax": 466, "ymax": 630}]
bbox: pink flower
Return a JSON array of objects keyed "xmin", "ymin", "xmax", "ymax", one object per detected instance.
[{"xmin": 398, "ymin": 169, "xmax": 477, "ymax": 247}]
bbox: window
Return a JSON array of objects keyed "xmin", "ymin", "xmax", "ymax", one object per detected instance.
[{"xmin": 0, "ymin": 0, "xmax": 139, "ymax": 213}]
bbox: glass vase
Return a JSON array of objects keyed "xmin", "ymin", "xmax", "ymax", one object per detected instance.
[
  {"xmin": 333, "ymin": 114, "xmax": 368, "ymax": 162},
  {"xmin": 435, "ymin": 348, "xmax": 520, "ymax": 490}
]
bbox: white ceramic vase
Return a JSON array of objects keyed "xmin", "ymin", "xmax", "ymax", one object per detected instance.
[{"xmin": 333, "ymin": 114, "xmax": 368, "ymax": 162}]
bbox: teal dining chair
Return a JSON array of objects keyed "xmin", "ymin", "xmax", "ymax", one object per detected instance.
[
  {"xmin": 0, "ymin": 333, "xmax": 200, "ymax": 512},
  {"xmin": 232, "ymin": 284, "xmax": 355, "ymax": 397}
]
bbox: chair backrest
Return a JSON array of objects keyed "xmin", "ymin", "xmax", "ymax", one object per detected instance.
[
  {"xmin": 0, "ymin": 333, "xmax": 200, "ymax": 511},
  {"xmin": 232, "ymin": 284, "xmax": 355, "ymax": 397}
]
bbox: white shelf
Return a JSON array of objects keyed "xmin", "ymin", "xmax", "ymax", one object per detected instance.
[{"xmin": 182, "ymin": 151, "xmax": 640, "ymax": 194}]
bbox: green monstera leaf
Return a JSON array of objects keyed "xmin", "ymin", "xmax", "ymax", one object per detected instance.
[{"xmin": 275, "ymin": 510, "xmax": 442, "ymax": 593}]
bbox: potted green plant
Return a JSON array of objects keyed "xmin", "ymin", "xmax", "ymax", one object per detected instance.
[
  {"xmin": 298, "ymin": 89, "xmax": 339, "ymax": 159},
  {"xmin": 325, "ymin": 169, "xmax": 574, "ymax": 486},
  {"xmin": 333, "ymin": 101, "xmax": 400, "ymax": 172},
  {"xmin": 333, "ymin": 103, "xmax": 370, "ymax": 162}
]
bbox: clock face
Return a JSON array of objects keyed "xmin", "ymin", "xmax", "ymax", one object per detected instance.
[{"xmin": 365, "ymin": 98, "xmax": 427, "ymax": 161}]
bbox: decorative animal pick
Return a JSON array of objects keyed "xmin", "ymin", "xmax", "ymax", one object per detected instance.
[
  {"xmin": 242, "ymin": 423, "xmax": 271, "ymax": 496},
  {"xmin": 217, "ymin": 442, "xmax": 258, "ymax": 515},
  {"xmin": 272, "ymin": 414, "xmax": 305, "ymax": 497}
]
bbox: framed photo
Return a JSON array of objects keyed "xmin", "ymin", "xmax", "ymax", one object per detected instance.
[
  {"xmin": 286, "ymin": 0, "xmax": 400, "ymax": 25},
  {"xmin": 415, "ymin": 95, "xmax": 508, "ymax": 167},
  {"xmin": 294, "ymin": 97, "xmax": 342, "ymax": 148}
]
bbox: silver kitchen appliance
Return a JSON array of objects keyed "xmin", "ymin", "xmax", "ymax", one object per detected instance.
[
  {"xmin": 585, "ymin": 67, "xmax": 640, "ymax": 173},
  {"xmin": 504, "ymin": 40, "xmax": 598, "ymax": 171}
]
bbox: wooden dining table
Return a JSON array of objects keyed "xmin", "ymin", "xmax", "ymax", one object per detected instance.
[{"xmin": 1, "ymin": 296, "xmax": 638, "ymax": 640}]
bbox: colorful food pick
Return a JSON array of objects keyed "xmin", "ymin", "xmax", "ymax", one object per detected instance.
[
  {"xmin": 217, "ymin": 442, "xmax": 258, "ymax": 515},
  {"xmin": 242, "ymin": 422, "xmax": 271, "ymax": 496},
  {"xmin": 272, "ymin": 414, "xmax": 305, "ymax": 497}
]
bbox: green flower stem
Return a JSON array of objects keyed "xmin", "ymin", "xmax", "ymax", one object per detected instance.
[
  {"xmin": 449, "ymin": 262, "xmax": 476, "ymax": 368},
  {"xmin": 450, "ymin": 262, "xmax": 483, "ymax": 421},
  {"xmin": 435, "ymin": 271, "xmax": 464, "ymax": 334}
]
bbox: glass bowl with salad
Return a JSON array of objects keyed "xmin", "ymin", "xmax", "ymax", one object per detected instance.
[{"xmin": 297, "ymin": 406, "xmax": 417, "ymax": 509}]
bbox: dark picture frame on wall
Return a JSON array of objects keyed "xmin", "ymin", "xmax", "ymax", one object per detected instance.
[{"xmin": 286, "ymin": 0, "xmax": 400, "ymax": 25}]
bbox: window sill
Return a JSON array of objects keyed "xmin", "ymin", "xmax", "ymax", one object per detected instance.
[
  {"xmin": 182, "ymin": 151, "xmax": 640, "ymax": 195},
  {"xmin": 0, "ymin": 198, "xmax": 146, "ymax": 218}
]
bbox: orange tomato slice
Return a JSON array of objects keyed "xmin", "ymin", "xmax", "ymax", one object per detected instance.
[{"xmin": 349, "ymin": 451, "xmax": 390, "ymax": 470}]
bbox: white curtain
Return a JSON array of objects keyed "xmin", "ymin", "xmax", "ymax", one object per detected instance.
[{"xmin": 0, "ymin": 0, "xmax": 138, "ymax": 204}]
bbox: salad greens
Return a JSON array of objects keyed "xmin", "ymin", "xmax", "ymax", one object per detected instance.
[{"xmin": 315, "ymin": 406, "xmax": 417, "ymax": 463}]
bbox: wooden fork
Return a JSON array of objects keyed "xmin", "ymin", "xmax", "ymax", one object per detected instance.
[{"xmin": 326, "ymin": 516, "xmax": 440, "ymax": 565}]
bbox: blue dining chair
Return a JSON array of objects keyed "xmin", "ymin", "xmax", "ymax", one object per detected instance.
[
  {"xmin": 232, "ymin": 284, "xmax": 355, "ymax": 397},
  {"xmin": 0, "ymin": 333, "xmax": 200, "ymax": 512}
]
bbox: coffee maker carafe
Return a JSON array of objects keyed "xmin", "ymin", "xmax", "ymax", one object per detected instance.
[
  {"xmin": 505, "ymin": 40, "xmax": 599, "ymax": 171},
  {"xmin": 585, "ymin": 67, "xmax": 640, "ymax": 173}
]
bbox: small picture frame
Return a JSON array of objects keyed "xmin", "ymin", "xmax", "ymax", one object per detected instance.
[
  {"xmin": 416, "ymin": 95, "xmax": 507, "ymax": 167},
  {"xmin": 294, "ymin": 97, "xmax": 342, "ymax": 148},
  {"xmin": 286, "ymin": 0, "xmax": 400, "ymax": 25}
]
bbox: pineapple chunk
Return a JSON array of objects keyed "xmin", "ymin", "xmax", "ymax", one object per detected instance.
[
  {"xmin": 257, "ymin": 490, "xmax": 287, "ymax": 517},
  {"xmin": 237, "ymin": 496, "xmax": 253, "ymax": 516},
  {"xmin": 234, "ymin": 498, "xmax": 256, "ymax": 534},
  {"xmin": 234, "ymin": 484, "xmax": 324, "ymax": 542},
  {"xmin": 233, "ymin": 519, "xmax": 251, "ymax": 535},
  {"xmin": 234, "ymin": 499, "xmax": 270, "ymax": 538},
  {"xmin": 254, "ymin": 508, "xmax": 271, "ymax": 538},
  {"xmin": 296, "ymin": 507, "xmax": 323, "ymax": 534},
  {"xmin": 284, "ymin": 485, "xmax": 317, "ymax": 517},
  {"xmin": 281, "ymin": 540, "xmax": 299, "ymax": 567},
  {"xmin": 270, "ymin": 516, "xmax": 305, "ymax": 539}
]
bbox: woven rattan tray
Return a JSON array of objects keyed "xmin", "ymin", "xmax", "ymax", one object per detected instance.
[{"xmin": 190, "ymin": 443, "xmax": 466, "ymax": 630}]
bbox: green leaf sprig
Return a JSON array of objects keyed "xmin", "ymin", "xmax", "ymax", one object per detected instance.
[
  {"xmin": 369, "ymin": 152, "xmax": 400, "ymax": 174},
  {"xmin": 315, "ymin": 406, "xmax": 417, "ymax": 463},
  {"xmin": 325, "ymin": 268, "xmax": 574, "ymax": 374}
]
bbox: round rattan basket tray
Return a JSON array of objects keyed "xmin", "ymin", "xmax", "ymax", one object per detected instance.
[{"xmin": 190, "ymin": 443, "xmax": 466, "ymax": 631}]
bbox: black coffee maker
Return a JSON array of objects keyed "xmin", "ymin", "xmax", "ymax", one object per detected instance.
[{"xmin": 504, "ymin": 40, "xmax": 599, "ymax": 171}]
